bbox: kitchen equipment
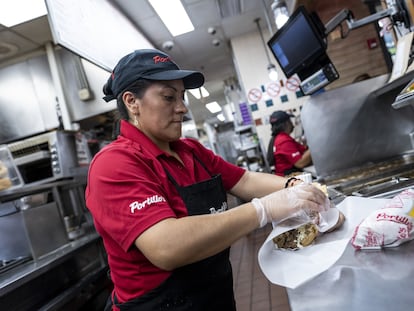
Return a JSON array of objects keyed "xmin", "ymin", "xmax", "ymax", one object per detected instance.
[
  {"xmin": 301, "ymin": 74, "xmax": 414, "ymax": 179},
  {"xmin": 7, "ymin": 130, "xmax": 90, "ymax": 185},
  {"xmin": 63, "ymin": 214, "xmax": 85, "ymax": 240},
  {"xmin": 321, "ymin": 153, "xmax": 414, "ymax": 200},
  {"xmin": 298, "ymin": 72, "xmax": 414, "ymax": 202},
  {"xmin": 0, "ymin": 192, "xmax": 69, "ymax": 264},
  {"xmin": 0, "ymin": 256, "xmax": 31, "ymax": 275},
  {"xmin": 0, "ymin": 201, "xmax": 31, "ymax": 262},
  {"xmin": 22, "ymin": 202, "xmax": 69, "ymax": 260}
]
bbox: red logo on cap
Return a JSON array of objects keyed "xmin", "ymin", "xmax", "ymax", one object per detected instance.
[{"xmin": 153, "ymin": 55, "xmax": 171, "ymax": 64}]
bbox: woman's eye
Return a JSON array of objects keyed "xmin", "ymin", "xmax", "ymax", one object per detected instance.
[{"xmin": 164, "ymin": 95, "xmax": 175, "ymax": 101}]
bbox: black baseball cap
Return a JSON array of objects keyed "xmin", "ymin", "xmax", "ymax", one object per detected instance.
[
  {"xmin": 269, "ymin": 110, "xmax": 294, "ymax": 124},
  {"xmin": 103, "ymin": 49, "xmax": 205, "ymax": 102}
]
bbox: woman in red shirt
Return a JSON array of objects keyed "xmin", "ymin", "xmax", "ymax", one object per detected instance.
[
  {"xmin": 86, "ymin": 50, "xmax": 328, "ymax": 311},
  {"xmin": 267, "ymin": 110, "xmax": 312, "ymax": 176}
]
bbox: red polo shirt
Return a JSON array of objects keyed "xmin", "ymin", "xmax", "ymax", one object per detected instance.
[
  {"xmin": 273, "ymin": 132, "xmax": 307, "ymax": 176},
  {"xmin": 85, "ymin": 120, "xmax": 245, "ymax": 303}
]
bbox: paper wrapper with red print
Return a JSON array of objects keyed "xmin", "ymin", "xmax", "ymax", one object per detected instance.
[
  {"xmin": 384, "ymin": 188, "xmax": 414, "ymax": 216},
  {"xmin": 351, "ymin": 189, "xmax": 414, "ymax": 250}
]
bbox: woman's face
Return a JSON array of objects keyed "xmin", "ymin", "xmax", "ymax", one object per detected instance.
[
  {"xmin": 135, "ymin": 80, "xmax": 188, "ymax": 147},
  {"xmin": 285, "ymin": 119, "xmax": 294, "ymax": 134}
]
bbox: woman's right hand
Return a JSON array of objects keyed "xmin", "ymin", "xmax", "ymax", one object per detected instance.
[{"xmin": 252, "ymin": 183, "xmax": 330, "ymax": 227}]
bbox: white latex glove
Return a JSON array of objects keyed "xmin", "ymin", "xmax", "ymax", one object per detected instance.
[{"xmin": 251, "ymin": 183, "xmax": 331, "ymax": 228}]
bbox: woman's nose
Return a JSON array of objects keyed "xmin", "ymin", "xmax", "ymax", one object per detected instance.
[{"xmin": 177, "ymin": 100, "xmax": 189, "ymax": 112}]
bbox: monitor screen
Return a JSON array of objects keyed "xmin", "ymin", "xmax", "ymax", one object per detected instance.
[{"xmin": 267, "ymin": 6, "xmax": 326, "ymax": 79}]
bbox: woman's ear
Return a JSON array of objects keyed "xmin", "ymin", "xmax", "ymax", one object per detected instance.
[{"xmin": 123, "ymin": 91, "xmax": 139, "ymax": 114}]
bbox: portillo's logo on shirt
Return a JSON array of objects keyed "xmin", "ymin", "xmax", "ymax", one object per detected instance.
[{"xmin": 130, "ymin": 195, "xmax": 166, "ymax": 214}]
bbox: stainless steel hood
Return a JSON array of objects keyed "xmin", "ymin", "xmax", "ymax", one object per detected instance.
[
  {"xmin": 300, "ymin": 73, "xmax": 414, "ymax": 202},
  {"xmin": 301, "ymin": 73, "xmax": 414, "ymax": 179}
]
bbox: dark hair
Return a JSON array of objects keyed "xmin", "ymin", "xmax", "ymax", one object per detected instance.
[
  {"xmin": 115, "ymin": 79, "xmax": 153, "ymax": 120},
  {"xmin": 266, "ymin": 121, "xmax": 290, "ymax": 167},
  {"xmin": 266, "ymin": 136, "xmax": 276, "ymax": 167},
  {"xmin": 111, "ymin": 79, "xmax": 153, "ymax": 139},
  {"xmin": 270, "ymin": 121, "xmax": 287, "ymax": 137}
]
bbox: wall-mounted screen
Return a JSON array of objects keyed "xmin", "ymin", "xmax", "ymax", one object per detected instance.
[{"xmin": 267, "ymin": 6, "xmax": 326, "ymax": 79}]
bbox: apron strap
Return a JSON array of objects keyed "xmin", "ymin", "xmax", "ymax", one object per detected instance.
[
  {"xmin": 164, "ymin": 153, "xmax": 212, "ymax": 187},
  {"xmin": 193, "ymin": 154, "xmax": 212, "ymax": 176},
  {"xmin": 164, "ymin": 168, "xmax": 180, "ymax": 187}
]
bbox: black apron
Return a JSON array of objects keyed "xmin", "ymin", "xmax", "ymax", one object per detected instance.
[{"xmin": 112, "ymin": 156, "xmax": 236, "ymax": 311}]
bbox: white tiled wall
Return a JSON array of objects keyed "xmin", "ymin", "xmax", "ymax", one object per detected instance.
[{"xmin": 230, "ymin": 28, "xmax": 310, "ymax": 152}]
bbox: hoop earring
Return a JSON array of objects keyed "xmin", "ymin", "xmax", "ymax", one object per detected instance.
[{"xmin": 134, "ymin": 115, "xmax": 139, "ymax": 127}]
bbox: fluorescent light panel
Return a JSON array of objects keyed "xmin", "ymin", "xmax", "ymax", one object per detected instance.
[
  {"xmin": 217, "ymin": 113, "xmax": 225, "ymax": 121},
  {"xmin": 206, "ymin": 101, "xmax": 222, "ymax": 113},
  {"xmin": 0, "ymin": 0, "xmax": 47, "ymax": 27},
  {"xmin": 149, "ymin": 0, "xmax": 194, "ymax": 36},
  {"xmin": 188, "ymin": 87, "xmax": 209, "ymax": 99}
]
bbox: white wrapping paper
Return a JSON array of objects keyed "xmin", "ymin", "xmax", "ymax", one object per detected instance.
[{"xmin": 258, "ymin": 196, "xmax": 390, "ymax": 289}]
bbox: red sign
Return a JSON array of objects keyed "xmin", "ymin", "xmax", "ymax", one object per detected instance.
[
  {"xmin": 247, "ymin": 88, "xmax": 262, "ymax": 102},
  {"xmin": 286, "ymin": 77, "xmax": 300, "ymax": 92},
  {"xmin": 266, "ymin": 82, "xmax": 281, "ymax": 97}
]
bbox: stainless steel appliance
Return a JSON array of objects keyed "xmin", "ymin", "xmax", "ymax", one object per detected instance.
[
  {"xmin": 300, "ymin": 73, "xmax": 414, "ymax": 202},
  {"xmin": 0, "ymin": 256, "xmax": 31, "ymax": 275},
  {"xmin": 0, "ymin": 192, "xmax": 69, "ymax": 263},
  {"xmin": 7, "ymin": 130, "xmax": 90, "ymax": 185},
  {"xmin": 0, "ymin": 200, "xmax": 32, "ymax": 262},
  {"xmin": 323, "ymin": 153, "xmax": 414, "ymax": 203}
]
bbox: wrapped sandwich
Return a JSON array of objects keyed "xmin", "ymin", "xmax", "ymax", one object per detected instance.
[
  {"xmin": 272, "ymin": 182, "xmax": 345, "ymax": 250},
  {"xmin": 351, "ymin": 189, "xmax": 414, "ymax": 250},
  {"xmin": 273, "ymin": 223, "xmax": 319, "ymax": 249}
]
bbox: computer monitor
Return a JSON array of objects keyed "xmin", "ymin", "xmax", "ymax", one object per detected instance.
[{"xmin": 267, "ymin": 6, "xmax": 339, "ymax": 94}]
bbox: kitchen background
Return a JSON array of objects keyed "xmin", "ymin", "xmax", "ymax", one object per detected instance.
[
  {"xmin": 1, "ymin": 1, "xmax": 414, "ymax": 309},
  {"xmin": 0, "ymin": 0, "xmax": 402, "ymax": 157}
]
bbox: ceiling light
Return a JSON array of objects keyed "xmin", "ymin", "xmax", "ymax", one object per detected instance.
[
  {"xmin": 271, "ymin": 0, "xmax": 289, "ymax": 29},
  {"xmin": 254, "ymin": 18, "xmax": 279, "ymax": 82},
  {"xmin": 0, "ymin": 0, "xmax": 46, "ymax": 27},
  {"xmin": 206, "ymin": 101, "xmax": 222, "ymax": 114},
  {"xmin": 217, "ymin": 113, "xmax": 225, "ymax": 121},
  {"xmin": 149, "ymin": 0, "xmax": 194, "ymax": 36},
  {"xmin": 267, "ymin": 64, "xmax": 279, "ymax": 81},
  {"xmin": 189, "ymin": 87, "xmax": 210, "ymax": 99}
]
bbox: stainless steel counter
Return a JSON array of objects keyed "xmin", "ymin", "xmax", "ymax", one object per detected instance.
[
  {"xmin": 0, "ymin": 177, "xmax": 111, "ymax": 309},
  {"xmin": 303, "ymin": 154, "xmax": 414, "ymax": 311},
  {"xmin": 0, "ymin": 231, "xmax": 110, "ymax": 310},
  {"xmin": 287, "ymin": 219, "xmax": 414, "ymax": 311},
  {"xmin": 289, "ymin": 55, "xmax": 414, "ymax": 311},
  {"xmin": 0, "ymin": 231, "xmax": 101, "ymax": 296}
]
